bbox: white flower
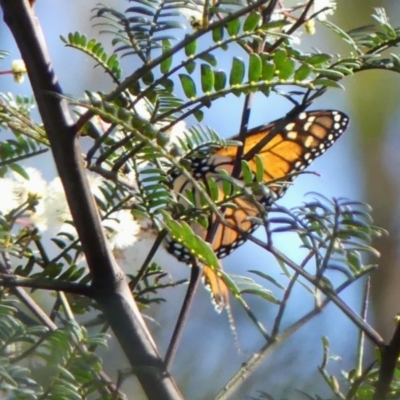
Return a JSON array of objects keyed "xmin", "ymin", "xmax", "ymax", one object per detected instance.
[
  {"xmin": 0, "ymin": 178, "xmax": 20, "ymax": 214},
  {"xmin": 11, "ymin": 167, "xmax": 47, "ymax": 204},
  {"xmin": 31, "ymin": 171, "xmax": 105, "ymax": 235},
  {"xmin": 124, "ymin": 169, "xmax": 138, "ymax": 187},
  {"xmin": 11, "ymin": 59, "xmax": 27, "ymax": 84},
  {"xmin": 11, "ymin": 60, "xmax": 26, "ymax": 74},
  {"xmin": 180, "ymin": 6, "xmax": 204, "ymax": 29},
  {"xmin": 0, "ymin": 167, "xmax": 47, "ymax": 216},
  {"xmin": 312, "ymin": 0, "xmax": 336, "ymax": 21},
  {"xmin": 103, "ymin": 209, "xmax": 141, "ymax": 250},
  {"xmin": 31, "ymin": 177, "xmax": 72, "ymax": 234},
  {"xmin": 113, "ymin": 219, "xmax": 177, "ymax": 274}
]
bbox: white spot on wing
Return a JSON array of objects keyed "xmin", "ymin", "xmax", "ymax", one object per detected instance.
[
  {"xmin": 304, "ymin": 122, "xmax": 313, "ymax": 131},
  {"xmin": 285, "ymin": 122, "xmax": 296, "ymax": 130},
  {"xmin": 304, "ymin": 136, "xmax": 314, "ymax": 148}
]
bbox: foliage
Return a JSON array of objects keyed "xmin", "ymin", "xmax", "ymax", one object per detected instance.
[
  {"xmin": 1, "ymin": 1, "xmax": 400, "ymax": 399},
  {"xmin": 0, "ymin": 298, "xmax": 111, "ymax": 400}
]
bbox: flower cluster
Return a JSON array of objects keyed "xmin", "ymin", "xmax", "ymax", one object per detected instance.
[{"xmin": 0, "ymin": 167, "xmax": 142, "ymax": 251}]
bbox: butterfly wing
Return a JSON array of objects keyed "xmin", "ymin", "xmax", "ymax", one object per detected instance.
[
  {"xmin": 167, "ymin": 110, "xmax": 349, "ymax": 310},
  {"xmin": 216, "ymin": 110, "xmax": 349, "ymax": 195},
  {"xmin": 192, "ymin": 110, "xmax": 349, "ymax": 256},
  {"xmin": 168, "ymin": 171, "xmax": 261, "ymax": 260}
]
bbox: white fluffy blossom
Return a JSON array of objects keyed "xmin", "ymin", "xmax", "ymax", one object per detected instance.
[
  {"xmin": 27, "ymin": 171, "xmax": 141, "ymax": 252},
  {"xmin": 30, "ymin": 171, "xmax": 104, "ymax": 235},
  {"xmin": 0, "ymin": 178, "xmax": 20, "ymax": 214},
  {"xmin": 103, "ymin": 209, "xmax": 141, "ymax": 250},
  {"xmin": 11, "ymin": 167, "xmax": 47, "ymax": 203},
  {"xmin": 113, "ymin": 218, "xmax": 176, "ymax": 274},
  {"xmin": 312, "ymin": 0, "xmax": 336, "ymax": 21},
  {"xmin": 11, "ymin": 59, "xmax": 27, "ymax": 84},
  {"xmin": 31, "ymin": 177, "xmax": 73, "ymax": 234},
  {"xmin": 180, "ymin": 6, "xmax": 204, "ymax": 29},
  {"xmin": 0, "ymin": 167, "xmax": 46, "ymax": 215}
]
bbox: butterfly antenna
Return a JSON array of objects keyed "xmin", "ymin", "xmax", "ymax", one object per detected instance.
[{"xmin": 164, "ymin": 259, "xmax": 202, "ymax": 369}]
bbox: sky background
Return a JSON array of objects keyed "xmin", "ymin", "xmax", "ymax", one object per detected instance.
[{"xmin": 1, "ymin": 1, "xmax": 400, "ymax": 399}]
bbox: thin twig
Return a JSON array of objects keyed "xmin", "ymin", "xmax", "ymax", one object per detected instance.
[{"xmin": 164, "ymin": 260, "xmax": 202, "ymax": 369}]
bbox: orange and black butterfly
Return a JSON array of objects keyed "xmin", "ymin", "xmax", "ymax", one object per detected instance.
[{"xmin": 166, "ymin": 110, "xmax": 349, "ymax": 309}]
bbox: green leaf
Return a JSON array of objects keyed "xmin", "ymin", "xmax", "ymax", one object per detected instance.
[
  {"xmin": 346, "ymin": 251, "xmax": 362, "ymax": 273},
  {"xmin": 79, "ymin": 34, "xmax": 87, "ymax": 46},
  {"xmin": 73, "ymin": 31, "xmax": 81, "ymax": 44},
  {"xmin": 179, "ymin": 74, "xmax": 197, "ymax": 98},
  {"xmin": 185, "ymin": 36, "xmax": 197, "ymax": 57},
  {"xmin": 294, "ymin": 63, "xmax": 313, "ymax": 81},
  {"xmin": 278, "ymin": 58, "xmax": 296, "ymax": 80},
  {"xmin": 260, "ymin": 87, "xmax": 271, "ymax": 97},
  {"xmin": 249, "ymin": 270, "xmax": 285, "ymax": 289},
  {"xmin": 273, "ymin": 49, "xmax": 287, "ymax": 69},
  {"xmin": 160, "ymin": 39, "xmax": 173, "ymax": 74},
  {"xmin": 322, "ymin": 20, "xmax": 359, "ymax": 54},
  {"xmin": 198, "ymin": 53, "xmax": 217, "ymax": 67},
  {"xmin": 254, "ymin": 154, "xmax": 264, "ymax": 183},
  {"xmin": 241, "ymin": 160, "xmax": 253, "ymax": 184},
  {"xmin": 92, "ymin": 42, "xmax": 102, "ymax": 54},
  {"xmin": 332, "ymin": 65, "xmax": 354, "ymax": 75},
  {"xmin": 185, "ymin": 60, "xmax": 196, "ymax": 74},
  {"xmin": 314, "ymin": 68, "xmax": 344, "ymax": 80},
  {"xmin": 194, "ymin": 109, "xmax": 204, "ymax": 122},
  {"xmin": 262, "ymin": 61, "xmax": 275, "ymax": 81},
  {"xmin": 240, "ymin": 287, "xmax": 280, "ymax": 304},
  {"xmin": 129, "ymin": 80, "xmax": 141, "ymax": 95},
  {"xmin": 201, "ymin": 64, "xmax": 214, "ymax": 93},
  {"xmin": 212, "ymin": 25, "xmax": 224, "ymax": 43},
  {"xmin": 243, "ymin": 12, "xmax": 261, "ymax": 32},
  {"xmin": 117, "ymin": 107, "xmax": 132, "ymax": 123},
  {"xmin": 222, "ymin": 179, "xmax": 232, "ymax": 197},
  {"xmin": 162, "ymin": 212, "xmax": 219, "ymax": 269},
  {"xmin": 307, "ymin": 53, "xmax": 332, "ymax": 66},
  {"xmin": 229, "ymin": 57, "xmax": 245, "ymax": 85},
  {"xmin": 9, "ymin": 163, "xmax": 29, "ymax": 179},
  {"xmin": 227, "ymin": 18, "xmax": 240, "ymax": 36},
  {"xmin": 160, "ymin": 78, "xmax": 174, "ymax": 93},
  {"xmin": 126, "ymin": 6, "xmax": 155, "ymax": 16},
  {"xmin": 248, "ymin": 53, "xmax": 262, "ymax": 82},
  {"xmin": 42, "ymin": 262, "xmax": 63, "ymax": 278},
  {"xmin": 260, "ymin": 19, "xmax": 290, "ymax": 31},
  {"xmin": 142, "ymin": 71, "xmax": 154, "ymax": 85},
  {"xmin": 207, "ymin": 177, "xmax": 219, "ymax": 201},
  {"xmin": 214, "ymin": 70, "xmax": 227, "ymax": 91}
]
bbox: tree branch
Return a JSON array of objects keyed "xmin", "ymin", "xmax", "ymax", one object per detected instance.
[
  {"xmin": 0, "ymin": 273, "xmax": 92, "ymax": 295},
  {"xmin": 374, "ymin": 323, "xmax": 400, "ymax": 400}
]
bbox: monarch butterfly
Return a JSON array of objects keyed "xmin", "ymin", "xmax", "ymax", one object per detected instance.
[{"xmin": 166, "ymin": 110, "xmax": 349, "ymax": 309}]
